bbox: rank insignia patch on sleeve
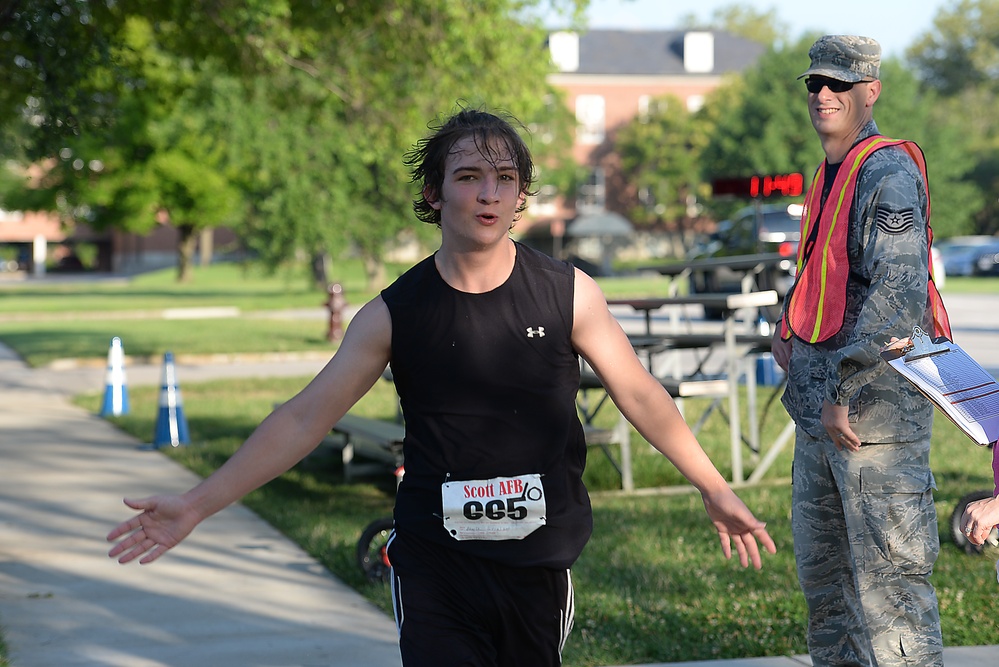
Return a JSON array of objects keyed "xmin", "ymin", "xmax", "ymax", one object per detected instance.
[{"xmin": 875, "ymin": 207, "xmax": 915, "ymax": 234}]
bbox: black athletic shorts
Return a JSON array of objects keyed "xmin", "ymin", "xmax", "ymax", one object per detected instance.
[{"xmin": 387, "ymin": 529, "xmax": 575, "ymax": 667}]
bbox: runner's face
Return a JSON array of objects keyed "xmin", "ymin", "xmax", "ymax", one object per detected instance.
[{"xmin": 428, "ymin": 137, "xmax": 525, "ymax": 244}]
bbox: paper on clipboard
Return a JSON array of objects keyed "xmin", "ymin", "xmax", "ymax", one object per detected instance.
[{"xmin": 881, "ymin": 327, "xmax": 999, "ymax": 447}]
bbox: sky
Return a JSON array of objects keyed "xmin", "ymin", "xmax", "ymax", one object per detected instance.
[{"xmin": 548, "ymin": 0, "xmax": 952, "ymax": 59}]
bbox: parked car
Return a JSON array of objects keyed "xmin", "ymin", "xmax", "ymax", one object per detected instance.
[
  {"xmin": 935, "ymin": 235, "xmax": 999, "ymax": 277},
  {"xmin": 689, "ymin": 205, "xmax": 949, "ymax": 318},
  {"xmin": 687, "ymin": 203, "xmax": 802, "ymax": 320},
  {"xmin": 973, "ymin": 246, "xmax": 999, "ymax": 276},
  {"xmin": 931, "ymin": 245, "xmax": 945, "ymax": 289}
]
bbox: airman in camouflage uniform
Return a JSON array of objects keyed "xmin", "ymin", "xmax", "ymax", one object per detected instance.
[{"xmin": 776, "ymin": 35, "xmax": 945, "ymax": 666}]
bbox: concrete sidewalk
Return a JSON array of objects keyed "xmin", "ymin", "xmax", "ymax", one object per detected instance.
[
  {"xmin": 0, "ymin": 344, "xmax": 402, "ymax": 667},
  {"xmin": 1, "ymin": 290, "xmax": 998, "ymax": 666}
]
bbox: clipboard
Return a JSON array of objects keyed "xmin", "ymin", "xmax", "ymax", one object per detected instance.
[{"xmin": 881, "ymin": 327, "xmax": 999, "ymax": 447}]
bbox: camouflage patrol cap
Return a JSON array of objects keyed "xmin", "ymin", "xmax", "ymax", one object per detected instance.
[{"xmin": 797, "ymin": 35, "xmax": 881, "ymax": 82}]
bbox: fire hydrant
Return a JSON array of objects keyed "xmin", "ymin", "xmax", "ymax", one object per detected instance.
[{"xmin": 324, "ymin": 282, "xmax": 347, "ymax": 342}]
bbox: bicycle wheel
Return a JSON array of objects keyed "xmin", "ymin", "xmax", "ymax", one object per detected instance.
[
  {"xmin": 356, "ymin": 517, "xmax": 395, "ymax": 582},
  {"xmin": 950, "ymin": 490, "xmax": 997, "ymax": 555}
]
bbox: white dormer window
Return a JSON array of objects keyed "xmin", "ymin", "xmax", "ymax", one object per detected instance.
[
  {"xmin": 683, "ymin": 32, "xmax": 714, "ymax": 73},
  {"xmin": 549, "ymin": 31, "xmax": 579, "ymax": 72}
]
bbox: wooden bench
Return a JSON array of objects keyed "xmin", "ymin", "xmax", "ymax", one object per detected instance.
[
  {"xmin": 328, "ymin": 413, "xmax": 405, "ymax": 481},
  {"xmin": 273, "ymin": 397, "xmax": 404, "ymax": 482}
]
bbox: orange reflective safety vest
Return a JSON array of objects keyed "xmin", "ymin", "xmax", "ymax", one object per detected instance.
[{"xmin": 781, "ymin": 136, "xmax": 952, "ymax": 344}]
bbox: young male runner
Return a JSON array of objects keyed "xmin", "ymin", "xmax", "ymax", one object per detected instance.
[{"xmin": 108, "ymin": 106, "xmax": 775, "ymax": 666}]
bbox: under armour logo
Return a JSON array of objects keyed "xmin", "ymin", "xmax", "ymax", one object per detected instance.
[{"xmin": 526, "ymin": 327, "xmax": 545, "ymax": 338}]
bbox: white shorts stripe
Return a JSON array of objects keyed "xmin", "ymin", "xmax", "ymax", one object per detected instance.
[
  {"xmin": 387, "ymin": 531, "xmax": 403, "ymax": 636},
  {"xmin": 558, "ymin": 568, "xmax": 575, "ymax": 659}
]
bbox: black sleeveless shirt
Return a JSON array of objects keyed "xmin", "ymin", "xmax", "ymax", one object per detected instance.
[{"xmin": 381, "ymin": 242, "xmax": 592, "ymax": 568}]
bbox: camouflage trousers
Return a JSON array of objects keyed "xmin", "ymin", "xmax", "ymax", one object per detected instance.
[{"xmin": 792, "ymin": 429, "xmax": 943, "ymax": 666}]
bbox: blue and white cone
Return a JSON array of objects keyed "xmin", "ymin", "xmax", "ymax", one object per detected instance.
[
  {"xmin": 99, "ymin": 337, "xmax": 130, "ymax": 417},
  {"xmin": 152, "ymin": 351, "xmax": 190, "ymax": 448}
]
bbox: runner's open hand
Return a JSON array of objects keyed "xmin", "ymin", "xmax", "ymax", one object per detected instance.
[
  {"xmin": 107, "ymin": 495, "xmax": 198, "ymax": 564},
  {"xmin": 701, "ymin": 488, "xmax": 777, "ymax": 569}
]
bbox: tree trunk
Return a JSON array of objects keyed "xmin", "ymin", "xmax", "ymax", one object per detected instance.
[
  {"xmin": 363, "ymin": 251, "xmax": 386, "ymax": 291},
  {"xmin": 199, "ymin": 227, "xmax": 214, "ymax": 266},
  {"xmin": 311, "ymin": 251, "xmax": 332, "ymax": 290},
  {"xmin": 176, "ymin": 224, "xmax": 198, "ymax": 282}
]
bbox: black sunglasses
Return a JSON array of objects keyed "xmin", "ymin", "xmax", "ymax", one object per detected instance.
[{"xmin": 804, "ymin": 76, "xmax": 864, "ymax": 94}]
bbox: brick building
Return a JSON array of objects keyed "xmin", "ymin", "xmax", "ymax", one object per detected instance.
[
  {"xmin": 2, "ymin": 28, "xmax": 765, "ymax": 275},
  {"xmin": 523, "ymin": 29, "xmax": 765, "ymax": 261}
]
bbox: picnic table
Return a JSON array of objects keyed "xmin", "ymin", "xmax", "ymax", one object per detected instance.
[
  {"xmin": 607, "ymin": 290, "xmax": 790, "ymax": 484},
  {"xmin": 609, "ymin": 291, "xmax": 778, "ymax": 336},
  {"xmin": 637, "ymin": 253, "xmax": 793, "ymax": 296},
  {"xmin": 328, "ymin": 288, "xmax": 793, "ymax": 490},
  {"xmin": 577, "ymin": 369, "xmax": 730, "ymax": 492},
  {"xmin": 326, "ymin": 368, "xmax": 655, "ymax": 491},
  {"xmin": 636, "ymin": 253, "xmax": 794, "ymax": 320}
]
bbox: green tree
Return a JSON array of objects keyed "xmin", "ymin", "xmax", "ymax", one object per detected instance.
[
  {"xmin": 189, "ymin": 72, "xmax": 382, "ymax": 287},
  {"xmin": 696, "ymin": 35, "xmax": 980, "ymax": 236},
  {"xmin": 679, "ymin": 4, "xmax": 787, "ymax": 47},
  {"xmin": 909, "ymin": 0, "xmax": 999, "ymax": 235},
  {"xmin": 0, "ymin": 1, "xmax": 583, "ymax": 284},
  {"xmin": 908, "ymin": 0, "xmax": 999, "ymax": 95},
  {"xmin": 0, "ymin": 0, "xmax": 125, "ymax": 156},
  {"xmin": 698, "ymin": 37, "xmax": 816, "ymax": 221},
  {"xmin": 614, "ymin": 95, "xmax": 712, "ymax": 249},
  {"xmin": 872, "ymin": 59, "xmax": 983, "ymax": 239},
  {"xmin": 1, "ymin": 14, "xmax": 243, "ymax": 281},
  {"xmin": 197, "ymin": 0, "xmax": 581, "ymax": 289}
]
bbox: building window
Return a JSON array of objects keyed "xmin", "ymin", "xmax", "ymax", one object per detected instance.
[
  {"xmin": 638, "ymin": 186, "xmax": 655, "ymax": 210},
  {"xmin": 527, "ymin": 94, "xmax": 560, "ymax": 145},
  {"xmin": 575, "ymin": 95, "xmax": 605, "ymax": 145},
  {"xmin": 577, "ymin": 167, "xmax": 606, "ymax": 212},
  {"xmin": 683, "ymin": 31, "xmax": 714, "ymax": 73},
  {"xmin": 686, "ymin": 95, "xmax": 705, "ymax": 112},
  {"xmin": 638, "ymin": 95, "xmax": 670, "ymax": 122},
  {"xmin": 531, "ymin": 183, "xmax": 559, "ymax": 217},
  {"xmin": 548, "ymin": 31, "xmax": 579, "ymax": 72}
]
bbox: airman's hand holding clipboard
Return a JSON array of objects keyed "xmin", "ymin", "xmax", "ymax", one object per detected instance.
[{"xmin": 881, "ymin": 327, "xmax": 999, "ymax": 447}]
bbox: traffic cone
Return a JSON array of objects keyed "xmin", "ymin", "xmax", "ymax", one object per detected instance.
[
  {"xmin": 99, "ymin": 337, "xmax": 130, "ymax": 417},
  {"xmin": 152, "ymin": 351, "xmax": 190, "ymax": 448}
]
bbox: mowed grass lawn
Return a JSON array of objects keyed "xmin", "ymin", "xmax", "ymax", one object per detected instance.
[
  {"xmin": 0, "ymin": 261, "xmax": 679, "ymax": 367},
  {"xmin": 1, "ymin": 264, "xmax": 997, "ymax": 666}
]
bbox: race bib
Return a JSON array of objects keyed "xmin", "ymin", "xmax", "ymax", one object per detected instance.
[{"xmin": 441, "ymin": 473, "xmax": 546, "ymax": 541}]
